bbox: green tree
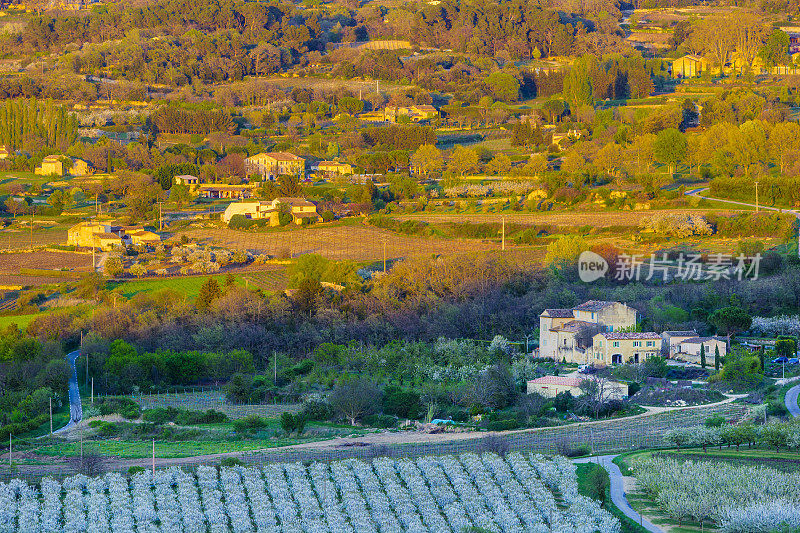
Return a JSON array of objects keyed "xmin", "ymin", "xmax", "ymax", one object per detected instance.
[
  {"xmin": 714, "ymin": 344, "xmax": 720, "ymax": 371},
  {"xmin": 103, "ymin": 256, "xmax": 123, "ymax": 277},
  {"xmin": 169, "ymin": 183, "xmax": 192, "ymax": 208},
  {"xmin": 486, "ymin": 154, "xmax": 511, "ymax": 175},
  {"xmin": 708, "ymin": 306, "xmax": 752, "ymax": 342},
  {"xmin": 411, "ymin": 144, "xmax": 443, "ymax": 178},
  {"xmin": 277, "ymin": 174, "xmax": 302, "ymax": 196},
  {"xmin": 484, "ymin": 72, "xmax": 520, "ymax": 103},
  {"xmin": 759, "ymin": 30, "xmax": 790, "ymax": 69},
  {"xmin": 448, "ymin": 145, "xmax": 479, "ymax": 177},
  {"xmin": 47, "ymin": 190, "xmax": 65, "ymax": 213},
  {"xmin": 653, "ymin": 128, "xmax": 687, "ymax": 177},
  {"xmin": 129, "ymin": 263, "xmax": 147, "ymax": 279},
  {"xmin": 196, "ymin": 278, "xmax": 222, "ymax": 311},
  {"xmin": 545, "ymin": 234, "xmax": 588, "ymax": 266},
  {"xmin": 329, "ymin": 375, "xmax": 382, "ymax": 425},
  {"xmin": 562, "ymin": 57, "xmax": 593, "ymax": 109},
  {"xmin": 290, "ymin": 253, "xmax": 329, "ymax": 286},
  {"xmin": 700, "ymin": 343, "xmax": 706, "ymax": 369}
]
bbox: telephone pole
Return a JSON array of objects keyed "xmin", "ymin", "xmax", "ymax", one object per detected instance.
[
  {"xmin": 754, "ymin": 181, "xmax": 759, "ymax": 213},
  {"xmin": 501, "ymin": 216, "xmax": 505, "ymax": 251}
]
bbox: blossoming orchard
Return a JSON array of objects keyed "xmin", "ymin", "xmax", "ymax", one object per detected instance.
[
  {"xmin": 633, "ymin": 455, "xmax": 800, "ymax": 532},
  {"xmin": 0, "ymin": 452, "xmax": 618, "ymax": 533}
]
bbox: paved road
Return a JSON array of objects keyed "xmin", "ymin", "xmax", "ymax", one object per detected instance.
[
  {"xmin": 55, "ymin": 350, "xmax": 82, "ymax": 433},
  {"xmin": 786, "ymin": 384, "xmax": 800, "ymax": 418},
  {"xmin": 574, "ymin": 455, "xmax": 662, "ymax": 533},
  {"xmin": 686, "ymin": 187, "xmax": 800, "ymax": 219}
]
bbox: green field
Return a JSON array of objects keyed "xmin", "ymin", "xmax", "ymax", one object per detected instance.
[
  {"xmin": 109, "ymin": 270, "xmax": 288, "ymax": 299},
  {"xmin": 35, "ymin": 437, "xmax": 319, "ymax": 459},
  {"xmin": 0, "ymin": 311, "xmax": 48, "ymax": 330}
]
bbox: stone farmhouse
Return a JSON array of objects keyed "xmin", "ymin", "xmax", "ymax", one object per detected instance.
[
  {"xmin": 538, "ymin": 300, "xmax": 638, "ymax": 364},
  {"xmin": 245, "ymin": 152, "xmax": 305, "ymax": 180},
  {"xmin": 526, "ymin": 375, "xmax": 629, "ymax": 400},
  {"xmin": 68, "ymin": 221, "xmax": 161, "ymax": 250},
  {"xmin": 222, "ymin": 197, "xmax": 320, "ymax": 226},
  {"xmin": 590, "ymin": 331, "xmax": 662, "ymax": 365}
]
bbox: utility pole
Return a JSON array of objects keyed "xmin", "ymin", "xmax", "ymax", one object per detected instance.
[
  {"xmin": 91, "ymin": 378, "xmax": 94, "ymax": 405},
  {"xmin": 383, "ymin": 240, "xmax": 386, "ymax": 273},
  {"xmin": 501, "ymin": 216, "xmax": 505, "ymax": 251},
  {"xmin": 152, "ymin": 439, "xmax": 155, "ymax": 475},
  {"xmin": 273, "ymin": 351, "xmax": 277, "ymax": 384},
  {"xmin": 49, "ymin": 396, "xmax": 53, "ymax": 435},
  {"xmin": 755, "ymin": 181, "xmax": 759, "ymax": 213}
]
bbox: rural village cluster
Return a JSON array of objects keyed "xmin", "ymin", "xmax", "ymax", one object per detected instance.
[{"xmin": 3, "ymin": 0, "xmax": 800, "ymax": 532}]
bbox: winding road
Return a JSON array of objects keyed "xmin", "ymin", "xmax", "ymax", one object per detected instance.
[
  {"xmin": 574, "ymin": 455, "xmax": 661, "ymax": 533},
  {"xmin": 686, "ymin": 187, "xmax": 800, "ymax": 219},
  {"xmin": 55, "ymin": 349, "xmax": 82, "ymax": 433},
  {"xmin": 786, "ymin": 384, "xmax": 800, "ymax": 418}
]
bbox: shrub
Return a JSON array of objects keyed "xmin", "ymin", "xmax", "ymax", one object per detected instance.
[
  {"xmin": 143, "ymin": 407, "xmax": 179, "ymax": 424},
  {"xmin": 477, "ymin": 435, "xmax": 510, "ymax": 457},
  {"xmin": 382, "ymin": 386, "xmax": 422, "ymax": 419},
  {"xmin": 174, "ymin": 409, "xmax": 228, "ymax": 425},
  {"xmin": 483, "ymin": 419, "xmax": 520, "ymax": 431},
  {"xmin": 232, "ymin": 415, "xmax": 268, "ymax": 432},
  {"xmin": 363, "ymin": 414, "xmax": 399, "ymax": 428},
  {"xmin": 300, "ymin": 399, "xmax": 334, "ymax": 421},
  {"xmin": 220, "ymin": 457, "xmax": 244, "ymax": 467},
  {"xmin": 127, "ymin": 466, "xmax": 145, "ymax": 476},
  {"xmin": 280, "ymin": 412, "xmax": 307, "ymax": 434}
]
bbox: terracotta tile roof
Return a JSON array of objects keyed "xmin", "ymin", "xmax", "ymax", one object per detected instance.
[
  {"xmin": 528, "ymin": 375, "xmax": 582, "ymax": 388},
  {"xmin": 681, "ymin": 336, "xmax": 725, "ymax": 344},
  {"xmin": 600, "ymin": 332, "xmax": 662, "ymax": 340},
  {"xmin": 542, "ymin": 308, "xmax": 574, "ymax": 318},
  {"xmin": 663, "ymin": 330, "xmax": 698, "ymax": 337},
  {"xmin": 573, "ymin": 300, "xmax": 617, "ymax": 312},
  {"xmin": 552, "ymin": 320, "xmax": 596, "ymax": 333}
]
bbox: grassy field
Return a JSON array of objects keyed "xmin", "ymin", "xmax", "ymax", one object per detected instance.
[
  {"xmin": 108, "ymin": 272, "xmax": 273, "ymax": 300},
  {"xmin": 0, "ymin": 311, "xmax": 50, "ymax": 330},
  {"xmin": 34, "ymin": 438, "xmax": 319, "ymax": 459}
]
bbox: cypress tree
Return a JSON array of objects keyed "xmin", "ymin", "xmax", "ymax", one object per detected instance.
[
  {"xmin": 714, "ymin": 345, "xmax": 720, "ymax": 372},
  {"xmin": 700, "ymin": 343, "xmax": 706, "ymax": 369}
]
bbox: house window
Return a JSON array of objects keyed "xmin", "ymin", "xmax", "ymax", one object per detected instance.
[
  {"xmin": 633, "ymin": 341, "xmax": 641, "ymax": 347},
  {"xmin": 609, "ymin": 325, "xmax": 614, "ymax": 332},
  {"xmin": 591, "ymin": 312, "xmax": 595, "ymax": 320},
  {"xmin": 646, "ymin": 341, "xmax": 655, "ymax": 347},
  {"xmin": 613, "ymin": 341, "xmax": 620, "ymax": 348},
  {"xmin": 599, "ymin": 341, "xmax": 603, "ymax": 347}
]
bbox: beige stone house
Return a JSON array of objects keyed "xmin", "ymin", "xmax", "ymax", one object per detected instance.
[
  {"xmin": 68, "ymin": 221, "xmax": 161, "ymax": 250},
  {"xmin": 35, "ymin": 155, "xmax": 64, "ymax": 176},
  {"xmin": 661, "ymin": 330, "xmax": 699, "ymax": 357},
  {"xmin": 245, "ymin": 152, "xmax": 305, "ymax": 180},
  {"xmin": 674, "ymin": 336, "xmax": 728, "ymax": 365},
  {"xmin": 526, "ymin": 375, "xmax": 629, "ymax": 400},
  {"xmin": 538, "ymin": 301, "xmax": 638, "ymax": 363},
  {"xmin": 222, "ymin": 197, "xmax": 320, "ymax": 226},
  {"xmin": 590, "ymin": 332, "xmax": 663, "ymax": 365}
]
